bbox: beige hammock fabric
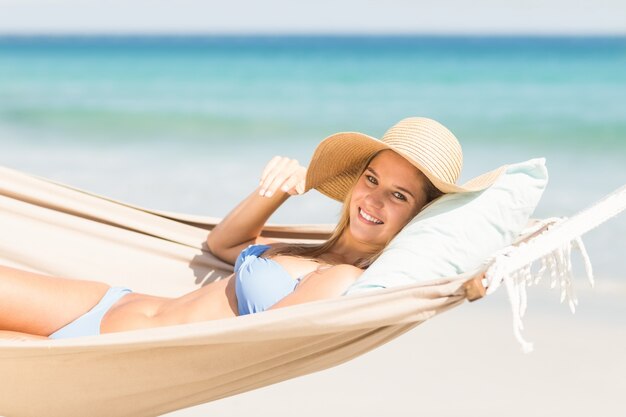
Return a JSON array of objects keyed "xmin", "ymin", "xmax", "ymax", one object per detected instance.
[
  {"xmin": 1, "ymin": 165, "xmax": 622, "ymax": 417},
  {"xmin": 0, "ymin": 166, "xmax": 473, "ymax": 417}
]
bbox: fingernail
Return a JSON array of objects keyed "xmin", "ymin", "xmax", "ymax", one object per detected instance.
[
  {"xmin": 259, "ymin": 189, "xmax": 265, "ymax": 196},
  {"xmin": 281, "ymin": 185, "xmax": 289, "ymax": 192},
  {"xmin": 265, "ymin": 191, "xmax": 273, "ymax": 197}
]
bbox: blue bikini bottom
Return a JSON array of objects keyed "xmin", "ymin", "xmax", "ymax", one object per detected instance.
[{"xmin": 49, "ymin": 286, "xmax": 132, "ymax": 339}]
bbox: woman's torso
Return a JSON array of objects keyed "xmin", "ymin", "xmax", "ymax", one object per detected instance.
[{"xmin": 100, "ymin": 245, "xmax": 328, "ymax": 333}]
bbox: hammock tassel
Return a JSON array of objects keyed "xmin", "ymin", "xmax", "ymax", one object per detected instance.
[{"xmin": 485, "ymin": 218, "xmax": 595, "ymax": 353}]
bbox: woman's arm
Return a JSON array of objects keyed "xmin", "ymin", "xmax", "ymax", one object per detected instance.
[
  {"xmin": 207, "ymin": 156, "xmax": 306, "ymax": 264},
  {"xmin": 207, "ymin": 189, "xmax": 289, "ymax": 263},
  {"xmin": 267, "ymin": 264, "xmax": 363, "ymax": 310}
]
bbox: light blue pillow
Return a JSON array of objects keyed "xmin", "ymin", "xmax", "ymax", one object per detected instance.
[{"xmin": 345, "ymin": 158, "xmax": 548, "ymax": 294}]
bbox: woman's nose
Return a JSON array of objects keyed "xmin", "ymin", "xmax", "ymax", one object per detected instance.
[{"xmin": 364, "ymin": 190, "xmax": 384, "ymax": 209}]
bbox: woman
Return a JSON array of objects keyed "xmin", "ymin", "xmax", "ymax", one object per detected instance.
[{"xmin": 0, "ymin": 117, "xmax": 498, "ymax": 340}]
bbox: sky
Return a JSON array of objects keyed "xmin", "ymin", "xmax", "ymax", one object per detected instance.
[{"xmin": 0, "ymin": 0, "xmax": 624, "ymax": 35}]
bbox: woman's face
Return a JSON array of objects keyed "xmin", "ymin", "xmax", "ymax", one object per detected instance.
[{"xmin": 348, "ymin": 150, "xmax": 429, "ymax": 248}]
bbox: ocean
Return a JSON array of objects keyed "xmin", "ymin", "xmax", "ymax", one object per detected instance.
[{"xmin": 0, "ymin": 35, "xmax": 624, "ymax": 280}]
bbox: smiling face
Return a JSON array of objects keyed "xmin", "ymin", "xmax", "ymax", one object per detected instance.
[{"xmin": 347, "ymin": 150, "xmax": 430, "ymax": 250}]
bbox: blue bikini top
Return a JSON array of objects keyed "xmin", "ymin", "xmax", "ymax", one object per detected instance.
[{"xmin": 234, "ymin": 244, "xmax": 303, "ymax": 316}]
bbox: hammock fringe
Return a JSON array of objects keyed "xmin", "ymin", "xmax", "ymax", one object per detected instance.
[{"xmin": 484, "ymin": 185, "xmax": 626, "ymax": 353}]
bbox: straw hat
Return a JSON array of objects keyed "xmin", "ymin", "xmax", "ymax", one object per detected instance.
[{"xmin": 305, "ymin": 117, "xmax": 506, "ymax": 202}]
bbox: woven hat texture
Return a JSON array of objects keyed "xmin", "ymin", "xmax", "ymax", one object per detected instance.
[{"xmin": 305, "ymin": 117, "xmax": 506, "ymax": 202}]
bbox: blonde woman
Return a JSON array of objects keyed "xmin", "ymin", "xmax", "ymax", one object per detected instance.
[{"xmin": 0, "ymin": 117, "xmax": 501, "ymax": 340}]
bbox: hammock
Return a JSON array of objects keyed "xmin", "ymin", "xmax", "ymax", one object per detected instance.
[{"xmin": 0, "ymin": 165, "xmax": 623, "ymax": 417}]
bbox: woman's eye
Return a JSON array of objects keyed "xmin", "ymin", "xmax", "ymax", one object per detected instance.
[
  {"xmin": 393, "ymin": 192, "xmax": 407, "ymax": 201},
  {"xmin": 366, "ymin": 175, "xmax": 378, "ymax": 185}
]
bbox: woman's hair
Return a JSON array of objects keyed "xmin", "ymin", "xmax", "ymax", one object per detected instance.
[{"xmin": 264, "ymin": 152, "xmax": 443, "ymax": 269}]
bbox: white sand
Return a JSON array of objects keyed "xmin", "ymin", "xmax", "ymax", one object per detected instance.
[{"xmin": 166, "ymin": 279, "xmax": 625, "ymax": 417}]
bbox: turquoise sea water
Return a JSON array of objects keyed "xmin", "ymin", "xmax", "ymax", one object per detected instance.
[{"xmin": 0, "ymin": 35, "xmax": 624, "ymax": 279}]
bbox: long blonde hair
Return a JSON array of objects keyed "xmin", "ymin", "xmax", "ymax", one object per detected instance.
[{"xmin": 264, "ymin": 152, "xmax": 442, "ymax": 268}]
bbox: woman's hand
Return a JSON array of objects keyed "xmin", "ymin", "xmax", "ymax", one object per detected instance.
[{"xmin": 259, "ymin": 156, "xmax": 307, "ymax": 198}]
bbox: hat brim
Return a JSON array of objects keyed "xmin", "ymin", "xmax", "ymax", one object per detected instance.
[{"xmin": 305, "ymin": 131, "xmax": 507, "ymax": 202}]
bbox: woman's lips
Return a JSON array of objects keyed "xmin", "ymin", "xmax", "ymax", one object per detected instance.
[{"xmin": 358, "ymin": 207, "xmax": 383, "ymax": 225}]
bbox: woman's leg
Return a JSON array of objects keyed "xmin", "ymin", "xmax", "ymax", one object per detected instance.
[
  {"xmin": 0, "ymin": 330, "xmax": 48, "ymax": 341},
  {"xmin": 0, "ymin": 265, "xmax": 109, "ymax": 337}
]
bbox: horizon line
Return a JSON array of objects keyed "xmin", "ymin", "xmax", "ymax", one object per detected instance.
[{"xmin": 1, "ymin": 32, "xmax": 625, "ymax": 38}]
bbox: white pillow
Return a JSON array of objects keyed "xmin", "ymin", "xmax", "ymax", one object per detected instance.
[{"xmin": 345, "ymin": 158, "xmax": 548, "ymax": 294}]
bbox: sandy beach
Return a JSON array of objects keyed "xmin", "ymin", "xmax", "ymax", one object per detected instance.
[{"xmin": 167, "ymin": 279, "xmax": 625, "ymax": 417}]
